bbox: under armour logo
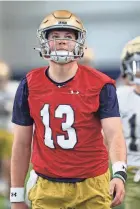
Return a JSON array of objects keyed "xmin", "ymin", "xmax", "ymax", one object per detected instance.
[
  {"xmin": 11, "ymin": 192, "xmax": 17, "ymax": 197},
  {"xmin": 122, "ymin": 166, "xmax": 126, "ymax": 172},
  {"xmin": 70, "ymin": 90, "xmax": 79, "ymax": 94}
]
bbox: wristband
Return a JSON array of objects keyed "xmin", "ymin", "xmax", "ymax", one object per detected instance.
[
  {"xmin": 113, "ymin": 173, "xmax": 126, "ymax": 183},
  {"xmin": 112, "ymin": 161, "xmax": 127, "ymax": 175},
  {"xmin": 10, "ymin": 187, "xmax": 25, "ymax": 203}
]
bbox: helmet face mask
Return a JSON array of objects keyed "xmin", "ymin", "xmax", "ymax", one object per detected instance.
[
  {"xmin": 121, "ymin": 37, "xmax": 140, "ymax": 84},
  {"xmin": 36, "ymin": 10, "xmax": 86, "ymax": 64},
  {"xmin": 122, "ymin": 53, "xmax": 140, "ymax": 83}
]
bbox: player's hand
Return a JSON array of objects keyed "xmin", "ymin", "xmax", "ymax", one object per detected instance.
[
  {"xmin": 11, "ymin": 202, "xmax": 29, "ymax": 209},
  {"xmin": 109, "ymin": 178, "xmax": 125, "ymax": 207}
]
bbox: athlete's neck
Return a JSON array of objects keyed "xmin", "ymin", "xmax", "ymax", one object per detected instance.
[
  {"xmin": 48, "ymin": 61, "xmax": 78, "ymax": 83},
  {"xmin": 134, "ymin": 85, "xmax": 140, "ymax": 95}
]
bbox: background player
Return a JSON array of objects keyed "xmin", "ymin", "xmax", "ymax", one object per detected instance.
[
  {"xmin": 117, "ymin": 36, "xmax": 140, "ymax": 209},
  {"xmin": 0, "ymin": 61, "xmax": 19, "ymax": 208},
  {"xmin": 10, "ymin": 10, "xmax": 127, "ymax": 209}
]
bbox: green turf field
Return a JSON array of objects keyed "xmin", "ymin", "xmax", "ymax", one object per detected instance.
[{"xmin": 0, "ymin": 196, "xmax": 5, "ymax": 209}]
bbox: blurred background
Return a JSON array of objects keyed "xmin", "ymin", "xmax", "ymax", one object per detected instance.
[{"xmin": 0, "ymin": 1, "xmax": 140, "ymax": 209}]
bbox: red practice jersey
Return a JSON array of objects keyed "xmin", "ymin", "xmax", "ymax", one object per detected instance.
[{"xmin": 27, "ymin": 65, "xmax": 115, "ymax": 178}]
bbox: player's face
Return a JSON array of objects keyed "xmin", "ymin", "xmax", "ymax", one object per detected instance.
[{"xmin": 48, "ymin": 30, "xmax": 76, "ymax": 52}]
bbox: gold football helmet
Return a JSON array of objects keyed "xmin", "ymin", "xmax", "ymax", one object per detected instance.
[
  {"xmin": 121, "ymin": 36, "xmax": 140, "ymax": 83},
  {"xmin": 36, "ymin": 10, "xmax": 86, "ymax": 64}
]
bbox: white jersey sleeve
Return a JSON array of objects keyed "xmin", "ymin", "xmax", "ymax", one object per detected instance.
[
  {"xmin": 117, "ymin": 85, "xmax": 140, "ymax": 167},
  {"xmin": 0, "ymin": 81, "xmax": 19, "ymax": 132}
]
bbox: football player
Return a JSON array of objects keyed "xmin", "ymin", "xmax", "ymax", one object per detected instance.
[
  {"xmin": 10, "ymin": 10, "xmax": 127, "ymax": 209},
  {"xmin": 117, "ymin": 36, "xmax": 140, "ymax": 209},
  {"xmin": 0, "ymin": 61, "xmax": 18, "ymax": 208}
]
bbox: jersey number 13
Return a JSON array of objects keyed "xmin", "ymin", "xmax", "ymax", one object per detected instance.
[{"xmin": 41, "ymin": 104, "xmax": 77, "ymax": 149}]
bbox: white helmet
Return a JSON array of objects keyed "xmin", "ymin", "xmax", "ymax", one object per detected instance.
[{"xmin": 121, "ymin": 36, "xmax": 140, "ymax": 84}]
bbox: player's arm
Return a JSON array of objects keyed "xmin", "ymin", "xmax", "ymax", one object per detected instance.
[
  {"xmin": 98, "ymin": 83, "xmax": 127, "ymax": 207},
  {"xmin": 99, "ymin": 84, "xmax": 127, "ymax": 164},
  {"xmin": 11, "ymin": 124, "xmax": 33, "ymax": 187},
  {"xmin": 10, "ymin": 78, "xmax": 34, "ymax": 205},
  {"xmin": 101, "ymin": 117, "xmax": 127, "ymax": 164}
]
